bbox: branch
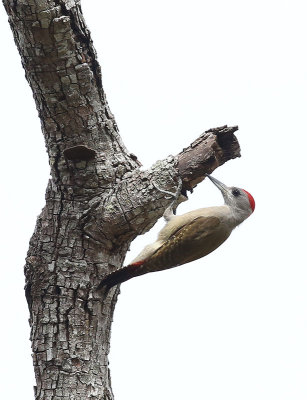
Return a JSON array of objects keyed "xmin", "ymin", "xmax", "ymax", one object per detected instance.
[
  {"xmin": 83, "ymin": 125, "xmax": 240, "ymax": 249},
  {"xmin": 177, "ymin": 125, "xmax": 240, "ymax": 192},
  {"xmin": 3, "ymin": 0, "xmax": 140, "ymax": 183}
]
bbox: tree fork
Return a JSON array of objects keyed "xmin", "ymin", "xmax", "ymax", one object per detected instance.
[{"xmin": 3, "ymin": 1, "xmax": 241, "ymax": 398}]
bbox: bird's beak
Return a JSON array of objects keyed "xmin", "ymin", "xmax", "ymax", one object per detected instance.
[{"xmin": 206, "ymin": 174, "xmax": 229, "ymax": 195}]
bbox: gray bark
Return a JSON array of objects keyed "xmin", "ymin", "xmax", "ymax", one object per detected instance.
[{"xmin": 2, "ymin": 1, "xmax": 241, "ymax": 398}]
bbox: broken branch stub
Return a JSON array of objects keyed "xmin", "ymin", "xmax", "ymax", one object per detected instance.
[{"xmin": 177, "ymin": 125, "xmax": 240, "ymax": 191}]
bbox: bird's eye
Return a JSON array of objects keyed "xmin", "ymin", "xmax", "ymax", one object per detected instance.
[{"xmin": 232, "ymin": 188, "xmax": 240, "ymax": 197}]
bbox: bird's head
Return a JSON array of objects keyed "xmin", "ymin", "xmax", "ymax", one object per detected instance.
[{"xmin": 206, "ymin": 174, "xmax": 255, "ymax": 223}]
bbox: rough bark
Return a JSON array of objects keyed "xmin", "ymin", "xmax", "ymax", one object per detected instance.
[{"xmin": 3, "ymin": 1, "xmax": 241, "ymax": 398}]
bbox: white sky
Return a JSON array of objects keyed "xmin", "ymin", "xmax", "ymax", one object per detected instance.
[{"xmin": 1, "ymin": 1, "xmax": 307, "ymax": 399}]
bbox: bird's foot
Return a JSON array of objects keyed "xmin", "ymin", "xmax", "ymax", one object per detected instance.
[{"xmin": 153, "ymin": 178, "xmax": 183, "ymax": 221}]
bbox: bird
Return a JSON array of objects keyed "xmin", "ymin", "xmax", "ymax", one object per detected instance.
[{"xmin": 98, "ymin": 174, "xmax": 255, "ymax": 290}]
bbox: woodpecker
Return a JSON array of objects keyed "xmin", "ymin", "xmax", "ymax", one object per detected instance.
[{"xmin": 98, "ymin": 175, "xmax": 255, "ymax": 289}]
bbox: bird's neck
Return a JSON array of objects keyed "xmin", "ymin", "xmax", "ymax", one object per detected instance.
[{"xmin": 224, "ymin": 205, "xmax": 251, "ymax": 228}]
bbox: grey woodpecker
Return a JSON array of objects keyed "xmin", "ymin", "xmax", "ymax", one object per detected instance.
[{"xmin": 98, "ymin": 175, "xmax": 255, "ymax": 289}]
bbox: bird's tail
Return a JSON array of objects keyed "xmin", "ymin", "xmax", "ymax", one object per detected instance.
[{"xmin": 97, "ymin": 261, "xmax": 146, "ymax": 290}]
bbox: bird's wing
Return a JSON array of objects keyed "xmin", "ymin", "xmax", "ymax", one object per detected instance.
[
  {"xmin": 97, "ymin": 216, "xmax": 227, "ymax": 289},
  {"xmin": 131, "ymin": 210, "xmax": 215, "ymax": 264},
  {"xmin": 143, "ymin": 215, "xmax": 223, "ymax": 271}
]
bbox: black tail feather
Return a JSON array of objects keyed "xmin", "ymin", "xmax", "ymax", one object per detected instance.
[{"xmin": 97, "ymin": 263, "xmax": 145, "ymax": 290}]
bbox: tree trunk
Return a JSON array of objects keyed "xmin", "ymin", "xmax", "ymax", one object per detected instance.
[{"xmin": 2, "ymin": 1, "xmax": 241, "ymax": 398}]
